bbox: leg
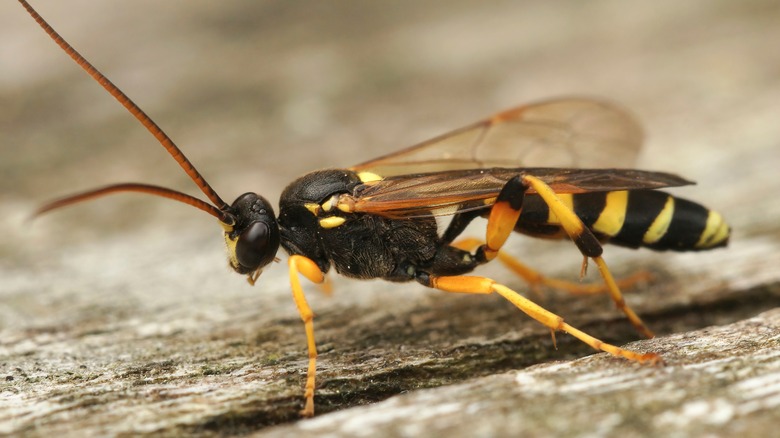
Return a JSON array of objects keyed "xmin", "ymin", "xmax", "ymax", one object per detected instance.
[
  {"xmin": 288, "ymin": 255, "xmax": 326, "ymax": 417},
  {"xmin": 522, "ymin": 175, "xmax": 654, "ymax": 338},
  {"xmin": 416, "ymin": 272, "xmax": 661, "ymax": 364},
  {"xmin": 479, "ymin": 176, "xmax": 527, "ymax": 262},
  {"xmin": 453, "ymin": 237, "xmax": 652, "ymax": 295}
]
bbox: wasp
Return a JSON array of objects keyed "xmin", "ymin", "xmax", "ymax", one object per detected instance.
[{"xmin": 20, "ymin": 0, "xmax": 729, "ymax": 417}]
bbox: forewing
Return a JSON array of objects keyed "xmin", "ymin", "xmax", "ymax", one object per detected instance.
[
  {"xmin": 349, "ymin": 168, "xmax": 693, "ymax": 218},
  {"xmin": 351, "ymin": 98, "xmax": 643, "ymax": 176}
]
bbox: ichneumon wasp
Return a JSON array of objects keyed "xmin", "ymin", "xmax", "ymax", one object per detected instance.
[{"xmin": 19, "ymin": 0, "xmax": 729, "ymax": 417}]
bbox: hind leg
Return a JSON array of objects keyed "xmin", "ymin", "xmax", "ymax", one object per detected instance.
[
  {"xmin": 439, "ymin": 174, "xmax": 654, "ymax": 338},
  {"xmin": 415, "ymin": 272, "xmax": 662, "ymax": 364},
  {"xmin": 521, "ymin": 175, "xmax": 654, "ymax": 338}
]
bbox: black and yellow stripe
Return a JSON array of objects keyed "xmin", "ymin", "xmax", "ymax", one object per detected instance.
[{"xmin": 516, "ymin": 190, "xmax": 729, "ymax": 251}]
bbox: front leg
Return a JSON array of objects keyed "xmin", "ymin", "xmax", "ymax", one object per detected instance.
[{"xmin": 288, "ymin": 255, "xmax": 326, "ymax": 417}]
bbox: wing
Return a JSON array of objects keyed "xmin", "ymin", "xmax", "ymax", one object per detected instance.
[
  {"xmin": 350, "ymin": 98, "xmax": 643, "ymax": 176},
  {"xmin": 346, "ymin": 168, "xmax": 693, "ymax": 218}
]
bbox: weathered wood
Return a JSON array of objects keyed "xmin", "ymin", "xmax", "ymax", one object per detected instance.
[
  {"xmin": 263, "ymin": 309, "xmax": 780, "ymax": 437},
  {"xmin": 1, "ymin": 0, "xmax": 779, "ymax": 436}
]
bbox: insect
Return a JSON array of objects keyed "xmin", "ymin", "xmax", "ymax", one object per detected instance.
[{"xmin": 20, "ymin": 0, "xmax": 730, "ymax": 417}]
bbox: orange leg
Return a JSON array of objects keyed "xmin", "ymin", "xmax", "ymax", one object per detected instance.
[
  {"xmin": 423, "ymin": 273, "xmax": 661, "ymax": 364},
  {"xmin": 453, "ymin": 237, "xmax": 652, "ymax": 296},
  {"xmin": 288, "ymin": 255, "xmax": 326, "ymax": 417},
  {"xmin": 480, "ymin": 177, "xmax": 526, "ymax": 262},
  {"xmin": 522, "ymin": 175, "xmax": 654, "ymax": 338}
]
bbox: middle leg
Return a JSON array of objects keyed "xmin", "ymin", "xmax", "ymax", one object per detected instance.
[{"xmin": 453, "ymin": 237, "xmax": 653, "ymax": 295}]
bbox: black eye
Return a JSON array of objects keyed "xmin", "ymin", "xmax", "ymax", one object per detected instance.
[{"xmin": 235, "ymin": 221, "xmax": 278, "ymax": 270}]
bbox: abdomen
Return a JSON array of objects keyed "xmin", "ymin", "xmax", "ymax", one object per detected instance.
[{"xmin": 516, "ymin": 190, "xmax": 730, "ymax": 251}]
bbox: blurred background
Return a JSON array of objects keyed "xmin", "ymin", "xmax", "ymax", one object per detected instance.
[
  {"xmin": 2, "ymin": 0, "xmax": 778, "ymax": 289},
  {"xmin": 1, "ymin": 0, "xmax": 779, "ymax": 432},
  {"xmin": 3, "ymin": 1, "xmax": 777, "ymax": 207}
]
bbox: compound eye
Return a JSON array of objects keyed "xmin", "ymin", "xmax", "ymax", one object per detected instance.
[{"xmin": 235, "ymin": 221, "xmax": 276, "ymax": 270}]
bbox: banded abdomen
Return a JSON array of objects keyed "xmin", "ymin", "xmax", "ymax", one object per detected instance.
[{"xmin": 516, "ymin": 190, "xmax": 730, "ymax": 251}]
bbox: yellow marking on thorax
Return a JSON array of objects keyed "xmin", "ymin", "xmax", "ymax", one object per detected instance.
[
  {"xmin": 357, "ymin": 171, "xmax": 383, "ymax": 183},
  {"xmin": 319, "ymin": 216, "xmax": 346, "ymax": 229},
  {"xmin": 321, "ymin": 196, "xmax": 335, "ymax": 212},
  {"xmin": 546, "ymin": 193, "xmax": 574, "ymax": 225},
  {"xmin": 592, "ymin": 191, "xmax": 628, "ymax": 236},
  {"xmin": 695, "ymin": 210, "xmax": 729, "ymax": 248},
  {"xmin": 304, "ymin": 203, "xmax": 320, "ymax": 215},
  {"xmin": 336, "ymin": 194, "xmax": 355, "ymax": 213},
  {"xmin": 643, "ymin": 196, "xmax": 674, "ymax": 244}
]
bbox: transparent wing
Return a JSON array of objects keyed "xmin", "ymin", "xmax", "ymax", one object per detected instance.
[{"xmin": 351, "ymin": 98, "xmax": 643, "ymax": 176}]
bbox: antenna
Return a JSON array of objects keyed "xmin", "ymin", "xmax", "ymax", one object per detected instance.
[
  {"xmin": 34, "ymin": 183, "xmax": 233, "ymax": 224},
  {"xmin": 19, "ymin": 0, "xmax": 232, "ymax": 216}
]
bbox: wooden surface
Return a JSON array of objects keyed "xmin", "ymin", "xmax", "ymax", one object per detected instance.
[{"xmin": 1, "ymin": 1, "xmax": 779, "ymax": 436}]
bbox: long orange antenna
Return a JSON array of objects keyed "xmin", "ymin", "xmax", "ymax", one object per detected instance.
[
  {"xmin": 34, "ymin": 184, "xmax": 234, "ymax": 224},
  {"xmin": 19, "ymin": 0, "xmax": 229, "ymax": 210}
]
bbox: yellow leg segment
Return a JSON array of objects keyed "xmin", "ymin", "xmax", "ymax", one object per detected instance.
[
  {"xmin": 593, "ymin": 256, "xmax": 654, "ymax": 338},
  {"xmin": 288, "ymin": 255, "xmax": 326, "ymax": 417},
  {"xmin": 454, "ymin": 237, "xmax": 652, "ymax": 296},
  {"xmin": 483, "ymin": 189, "xmax": 524, "ymax": 261},
  {"xmin": 430, "ymin": 275, "xmax": 662, "ymax": 364},
  {"xmin": 523, "ymin": 175, "xmax": 654, "ymax": 338}
]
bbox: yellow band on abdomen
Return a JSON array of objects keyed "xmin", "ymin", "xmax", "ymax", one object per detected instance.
[
  {"xmin": 643, "ymin": 195, "xmax": 675, "ymax": 244},
  {"xmin": 591, "ymin": 191, "xmax": 628, "ymax": 237}
]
